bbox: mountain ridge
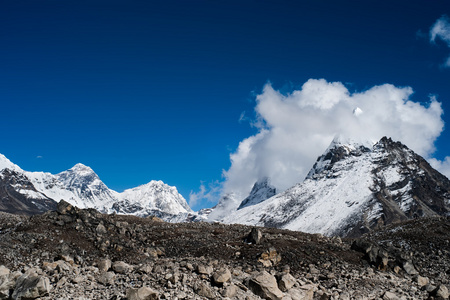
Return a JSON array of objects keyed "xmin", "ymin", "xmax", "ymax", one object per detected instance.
[{"xmin": 219, "ymin": 136, "xmax": 450, "ymax": 237}]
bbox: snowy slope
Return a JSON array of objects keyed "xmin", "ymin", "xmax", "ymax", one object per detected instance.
[{"xmin": 221, "ymin": 137, "xmax": 450, "ymax": 237}]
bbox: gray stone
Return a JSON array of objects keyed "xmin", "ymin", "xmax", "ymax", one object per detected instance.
[
  {"xmin": 96, "ymin": 223, "xmax": 107, "ymax": 235},
  {"xmin": 416, "ymin": 275, "xmax": 429, "ymax": 288},
  {"xmin": 112, "ymin": 261, "xmax": 132, "ymax": 274},
  {"xmin": 433, "ymin": 285, "xmax": 449, "ymax": 299},
  {"xmin": 383, "ymin": 291, "xmax": 400, "ymax": 300},
  {"xmin": 286, "ymin": 288, "xmax": 314, "ymax": 300},
  {"xmin": 11, "ymin": 273, "xmax": 51, "ymax": 300},
  {"xmin": 137, "ymin": 264, "xmax": 153, "ymax": 274},
  {"xmin": 222, "ymin": 284, "xmax": 238, "ymax": 298},
  {"xmin": 56, "ymin": 260, "xmax": 72, "ymax": 273},
  {"xmin": 195, "ymin": 281, "xmax": 215, "ymax": 299},
  {"xmin": 97, "ymin": 272, "xmax": 116, "ymax": 285},
  {"xmin": 98, "ymin": 259, "xmax": 112, "ymax": 272},
  {"xmin": 0, "ymin": 274, "xmax": 13, "ymax": 299},
  {"xmin": 0, "ymin": 267, "xmax": 9, "ymax": 277},
  {"xmin": 248, "ymin": 270, "xmax": 284, "ymax": 300},
  {"xmin": 126, "ymin": 287, "xmax": 159, "ymax": 300},
  {"xmin": 297, "ymin": 284, "xmax": 316, "ymax": 300},
  {"xmin": 212, "ymin": 267, "xmax": 231, "ymax": 285},
  {"xmin": 402, "ymin": 261, "xmax": 418, "ymax": 275},
  {"xmin": 197, "ymin": 264, "xmax": 213, "ymax": 276},
  {"xmin": 72, "ymin": 275, "xmax": 84, "ymax": 284},
  {"xmin": 278, "ymin": 273, "xmax": 296, "ymax": 292},
  {"xmin": 57, "ymin": 200, "xmax": 73, "ymax": 215}
]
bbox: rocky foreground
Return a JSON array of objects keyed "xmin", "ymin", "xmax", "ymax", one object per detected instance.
[{"xmin": 0, "ymin": 201, "xmax": 449, "ymax": 300}]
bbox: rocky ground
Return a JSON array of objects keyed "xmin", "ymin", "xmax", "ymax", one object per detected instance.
[{"xmin": 0, "ymin": 201, "xmax": 449, "ymax": 300}]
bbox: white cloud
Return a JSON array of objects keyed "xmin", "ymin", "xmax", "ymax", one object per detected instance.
[
  {"xmin": 430, "ymin": 15, "xmax": 450, "ymax": 67},
  {"xmin": 221, "ymin": 79, "xmax": 444, "ymax": 200},
  {"xmin": 189, "ymin": 181, "xmax": 222, "ymax": 208}
]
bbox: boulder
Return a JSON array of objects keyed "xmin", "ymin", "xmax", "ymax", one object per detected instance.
[
  {"xmin": 258, "ymin": 248, "xmax": 282, "ymax": 267},
  {"xmin": 222, "ymin": 284, "xmax": 238, "ymax": 298},
  {"xmin": 137, "ymin": 264, "xmax": 153, "ymax": 274},
  {"xmin": 197, "ymin": 264, "xmax": 213, "ymax": 276},
  {"xmin": 287, "ymin": 287, "xmax": 314, "ymax": 300},
  {"xmin": 126, "ymin": 287, "xmax": 159, "ymax": 300},
  {"xmin": 277, "ymin": 273, "xmax": 296, "ymax": 292},
  {"xmin": 98, "ymin": 259, "xmax": 112, "ymax": 272},
  {"xmin": 0, "ymin": 267, "xmax": 9, "ymax": 277},
  {"xmin": 97, "ymin": 272, "xmax": 116, "ymax": 285},
  {"xmin": 212, "ymin": 267, "xmax": 231, "ymax": 285},
  {"xmin": 112, "ymin": 261, "xmax": 133, "ymax": 274},
  {"xmin": 416, "ymin": 275, "xmax": 429, "ymax": 288},
  {"xmin": 11, "ymin": 273, "xmax": 51, "ymax": 300},
  {"xmin": 96, "ymin": 223, "xmax": 107, "ymax": 235},
  {"xmin": 248, "ymin": 270, "xmax": 284, "ymax": 300},
  {"xmin": 432, "ymin": 285, "xmax": 449, "ymax": 299},
  {"xmin": 195, "ymin": 281, "xmax": 215, "ymax": 299},
  {"xmin": 402, "ymin": 261, "xmax": 418, "ymax": 275},
  {"xmin": 383, "ymin": 291, "xmax": 400, "ymax": 300},
  {"xmin": 247, "ymin": 228, "xmax": 262, "ymax": 244},
  {"xmin": 57, "ymin": 200, "xmax": 74, "ymax": 215},
  {"xmin": 0, "ymin": 273, "xmax": 13, "ymax": 299}
]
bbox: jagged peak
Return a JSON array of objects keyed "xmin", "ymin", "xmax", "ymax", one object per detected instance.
[
  {"xmin": 374, "ymin": 136, "xmax": 409, "ymax": 152},
  {"xmin": 307, "ymin": 136, "xmax": 399, "ymax": 180},
  {"xmin": 237, "ymin": 178, "xmax": 277, "ymax": 210}
]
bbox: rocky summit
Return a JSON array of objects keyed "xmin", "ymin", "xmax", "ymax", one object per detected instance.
[{"xmin": 0, "ymin": 201, "xmax": 449, "ymax": 299}]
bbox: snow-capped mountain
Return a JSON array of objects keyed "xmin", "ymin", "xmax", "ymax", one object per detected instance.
[
  {"xmin": 0, "ymin": 154, "xmax": 192, "ymax": 219},
  {"xmin": 237, "ymin": 177, "xmax": 276, "ymax": 210},
  {"xmin": 111, "ymin": 180, "xmax": 192, "ymax": 218},
  {"xmin": 221, "ymin": 137, "xmax": 450, "ymax": 237},
  {"xmin": 27, "ymin": 164, "xmax": 118, "ymax": 211}
]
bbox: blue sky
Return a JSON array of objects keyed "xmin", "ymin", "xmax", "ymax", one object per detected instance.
[{"xmin": 1, "ymin": 1, "xmax": 450, "ymax": 210}]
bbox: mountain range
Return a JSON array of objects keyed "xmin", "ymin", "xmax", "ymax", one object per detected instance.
[
  {"xmin": 1, "ymin": 136, "xmax": 449, "ymax": 237},
  {"xmin": 0, "ymin": 154, "xmax": 192, "ymax": 220},
  {"xmin": 216, "ymin": 136, "xmax": 450, "ymax": 237}
]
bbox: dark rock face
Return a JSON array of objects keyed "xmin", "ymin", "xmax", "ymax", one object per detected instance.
[
  {"xmin": 311, "ymin": 137, "xmax": 450, "ymax": 237},
  {"xmin": 0, "ymin": 169, "xmax": 57, "ymax": 216},
  {"xmin": 347, "ymin": 137, "xmax": 450, "ymax": 237}
]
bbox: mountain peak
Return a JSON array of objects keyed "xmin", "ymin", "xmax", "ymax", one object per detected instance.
[
  {"xmin": 329, "ymin": 134, "xmax": 376, "ymax": 149},
  {"xmin": 237, "ymin": 177, "xmax": 277, "ymax": 210},
  {"xmin": 68, "ymin": 163, "xmax": 95, "ymax": 176}
]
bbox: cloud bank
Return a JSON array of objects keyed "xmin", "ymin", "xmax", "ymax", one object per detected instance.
[
  {"xmin": 430, "ymin": 15, "xmax": 450, "ymax": 67},
  {"xmin": 222, "ymin": 79, "xmax": 444, "ymax": 200}
]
